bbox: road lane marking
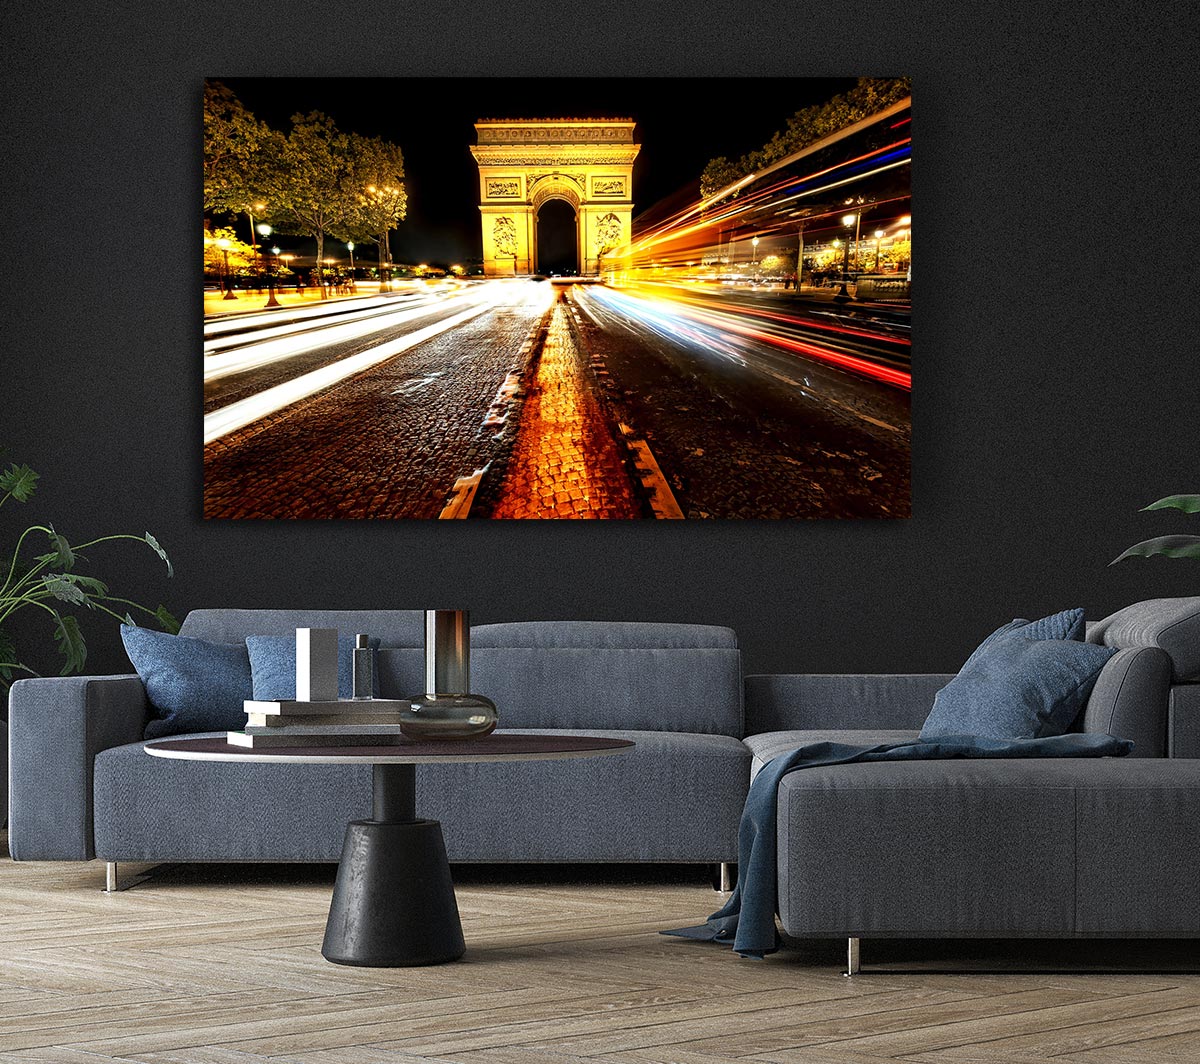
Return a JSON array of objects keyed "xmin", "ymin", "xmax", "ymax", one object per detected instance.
[{"xmin": 204, "ymin": 299, "xmax": 501, "ymax": 445}]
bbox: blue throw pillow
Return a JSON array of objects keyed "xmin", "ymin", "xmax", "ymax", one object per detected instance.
[
  {"xmin": 121, "ymin": 626, "xmax": 253, "ymax": 740},
  {"xmin": 245, "ymin": 634, "xmax": 381, "ymax": 700},
  {"xmin": 921, "ymin": 609, "xmax": 1116, "ymax": 741}
]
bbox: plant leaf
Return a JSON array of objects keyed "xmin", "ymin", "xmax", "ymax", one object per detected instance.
[
  {"xmin": 53, "ymin": 612, "xmax": 87, "ymax": 674},
  {"xmin": 145, "ymin": 532, "xmax": 174, "ymax": 577},
  {"xmin": 0, "ymin": 627, "xmax": 17, "ymax": 681},
  {"xmin": 42, "ymin": 573, "xmax": 92, "ymax": 607},
  {"xmin": 155, "ymin": 605, "xmax": 182, "ymax": 634},
  {"xmin": 44, "ymin": 526, "xmax": 76, "ymax": 571},
  {"xmin": 1141, "ymin": 494, "xmax": 1200, "ymax": 514},
  {"xmin": 1110, "ymin": 535, "xmax": 1200, "ymax": 564},
  {"xmin": 63, "ymin": 573, "xmax": 108, "ymax": 596},
  {"xmin": 123, "ymin": 612, "xmax": 138, "ymax": 628},
  {"xmin": 0, "ymin": 462, "xmax": 39, "ymax": 502}
]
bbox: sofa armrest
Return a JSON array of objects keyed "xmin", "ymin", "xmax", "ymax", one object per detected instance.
[
  {"xmin": 744, "ymin": 674, "xmax": 953, "ymax": 734},
  {"xmin": 1168, "ymin": 684, "xmax": 1200, "ymax": 758},
  {"xmin": 8, "ymin": 674, "xmax": 147, "ymax": 860},
  {"xmin": 1079, "ymin": 646, "xmax": 1172, "ymax": 756}
]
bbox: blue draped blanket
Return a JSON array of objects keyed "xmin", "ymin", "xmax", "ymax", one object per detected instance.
[{"xmin": 663, "ymin": 733, "xmax": 1133, "ymax": 959}]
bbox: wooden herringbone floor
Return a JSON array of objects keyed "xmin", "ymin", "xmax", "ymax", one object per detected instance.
[{"xmin": 1, "ymin": 833, "xmax": 1198, "ymax": 1064}]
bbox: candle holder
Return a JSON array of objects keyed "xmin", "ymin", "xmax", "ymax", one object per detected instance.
[{"xmin": 400, "ymin": 610, "xmax": 498, "ymax": 740}]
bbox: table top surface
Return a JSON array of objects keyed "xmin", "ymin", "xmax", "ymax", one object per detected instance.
[{"xmin": 144, "ymin": 733, "xmax": 636, "ymax": 765}]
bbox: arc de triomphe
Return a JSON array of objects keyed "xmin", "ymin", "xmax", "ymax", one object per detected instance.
[{"xmin": 470, "ymin": 118, "xmax": 640, "ymax": 276}]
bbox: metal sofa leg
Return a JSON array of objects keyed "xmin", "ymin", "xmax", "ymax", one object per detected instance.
[
  {"xmin": 845, "ymin": 936, "xmax": 861, "ymax": 976},
  {"xmin": 717, "ymin": 862, "xmax": 736, "ymax": 893},
  {"xmin": 103, "ymin": 861, "xmax": 155, "ymax": 893}
]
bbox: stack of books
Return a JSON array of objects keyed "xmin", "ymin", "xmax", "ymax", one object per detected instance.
[{"xmin": 227, "ymin": 699, "xmax": 412, "ymax": 748}]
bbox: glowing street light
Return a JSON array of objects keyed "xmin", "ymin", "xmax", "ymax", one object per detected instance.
[
  {"xmin": 873, "ymin": 229, "xmax": 885, "ymax": 271},
  {"xmin": 346, "ymin": 241, "xmax": 356, "ymax": 291},
  {"xmin": 840, "ymin": 214, "xmax": 856, "ymax": 279},
  {"xmin": 216, "ymin": 237, "xmax": 236, "ymax": 300},
  {"xmin": 256, "ymin": 223, "xmax": 273, "ymax": 298},
  {"xmin": 751, "ymin": 234, "xmax": 760, "ymax": 264},
  {"xmin": 264, "ymin": 240, "xmax": 281, "ymax": 309}
]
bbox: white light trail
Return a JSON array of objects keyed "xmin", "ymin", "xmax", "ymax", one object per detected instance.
[
  {"xmin": 203, "ymin": 292, "xmax": 485, "ymax": 381},
  {"xmin": 203, "ymin": 295, "xmax": 504, "ymax": 445}
]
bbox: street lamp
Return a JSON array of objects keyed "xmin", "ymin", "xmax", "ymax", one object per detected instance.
[
  {"xmin": 873, "ymin": 229, "xmax": 884, "ymax": 271},
  {"xmin": 256, "ymin": 223, "xmax": 272, "ymax": 296},
  {"xmin": 247, "ymin": 202, "xmax": 266, "ymax": 289},
  {"xmin": 346, "ymin": 241, "xmax": 356, "ymax": 291},
  {"xmin": 216, "ymin": 237, "xmax": 236, "ymax": 300},
  {"xmin": 265, "ymin": 245, "xmax": 281, "ymax": 308},
  {"xmin": 840, "ymin": 214, "xmax": 856, "ymax": 279}
]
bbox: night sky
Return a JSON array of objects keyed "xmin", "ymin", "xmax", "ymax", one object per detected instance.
[{"xmin": 216, "ymin": 77, "xmax": 859, "ymax": 267}]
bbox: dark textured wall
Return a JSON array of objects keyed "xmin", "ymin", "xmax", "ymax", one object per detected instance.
[{"xmin": 3, "ymin": 3, "xmax": 1196, "ymax": 680}]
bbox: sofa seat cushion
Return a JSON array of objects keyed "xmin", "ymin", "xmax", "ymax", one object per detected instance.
[
  {"xmin": 93, "ymin": 729, "xmax": 750, "ymax": 863},
  {"xmin": 744, "ymin": 730, "xmax": 920, "ymax": 780},
  {"xmin": 776, "ymin": 758, "xmax": 1200, "ymax": 939}
]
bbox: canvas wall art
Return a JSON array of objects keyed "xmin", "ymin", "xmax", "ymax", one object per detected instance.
[{"xmin": 203, "ymin": 77, "xmax": 911, "ymax": 519}]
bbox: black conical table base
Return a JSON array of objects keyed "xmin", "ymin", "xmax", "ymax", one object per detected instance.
[{"xmin": 321, "ymin": 764, "xmax": 465, "ymax": 966}]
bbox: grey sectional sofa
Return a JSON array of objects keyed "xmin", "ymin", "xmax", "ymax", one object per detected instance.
[{"xmin": 5, "ymin": 598, "xmax": 1197, "ymax": 967}]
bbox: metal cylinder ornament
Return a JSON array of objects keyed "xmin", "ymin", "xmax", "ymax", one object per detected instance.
[{"xmin": 400, "ymin": 610, "xmax": 498, "ymax": 740}]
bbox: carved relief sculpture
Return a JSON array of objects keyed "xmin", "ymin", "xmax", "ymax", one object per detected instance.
[
  {"xmin": 593, "ymin": 178, "xmax": 625, "ymax": 195},
  {"xmin": 486, "ymin": 179, "xmax": 521, "ymax": 198},
  {"xmin": 596, "ymin": 213, "xmax": 623, "ymax": 256},
  {"xmin": 493, "ymin": 216, "xmax": 518, "ymax": 259}
]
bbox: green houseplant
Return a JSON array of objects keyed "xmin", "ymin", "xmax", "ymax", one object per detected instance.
[
  {"xmin": 0, "ymin": 451, "xmax": 178, "ymax": 699},
  {"xmin": 1111, "ymin": 494, "xmax": 1200, "ymax": 564}
]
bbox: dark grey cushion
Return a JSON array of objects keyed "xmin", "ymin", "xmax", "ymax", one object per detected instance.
[
  {"xmin": 8, "ymin": 675, "xmax": 147, "ymax": 860},
  {"xmin": 744, "ymin": 729, "xmax": 920, "ymax": 779},
  {"xmin": 1168, "ymin": 685, "xmax": 1200, "ymax": 758},
  {"xmin": 472, "ymin": 621, "xmax": 738, "ymax": 650},
  {"xmin": 745, "ymin": 674, "xmax": 953, "ymax": 734},
  {"xmin": 1088, "ymin": 597, "xmax": 1200, "ymax": 681},
  {"xmin": 178, "ymin": 609, "xmax": 425, "ymax": 648},
  {"xmin": 92, "ymin": 729, "xmax": 749, "ymax": 863},
  {"xmin": 1080, "ymin": 646, "xmax": 1173, "ymax": 756},
  {"xmin": 776, "ymin": 758, "xmax": 1200, "ymax": 939}
]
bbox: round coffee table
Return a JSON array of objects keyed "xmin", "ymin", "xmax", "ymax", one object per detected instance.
[{"xmin": 144, "ymin": 733, "xmax": 634, "ymax": 967}]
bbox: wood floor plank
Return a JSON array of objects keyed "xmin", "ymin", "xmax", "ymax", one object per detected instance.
[
  {"xmin": 767, "ymin": 987, "xmax": 1200, "ymax": 1059},
  {"xmin": 0, "ymin": 832, "xmax": 1195, "ymax": 1064}
]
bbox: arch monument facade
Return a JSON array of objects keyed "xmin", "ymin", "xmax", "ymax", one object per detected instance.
[{"xmin": 470, "ymin": 118, "xmax": 640, "ymax": 276}]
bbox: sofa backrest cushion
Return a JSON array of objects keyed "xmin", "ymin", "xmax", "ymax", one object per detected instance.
[
  {"xmin": 469, "ymin": 621, "xmax": 743, "ymax": 734},
  {"xmin": 1078, "ymin": 645, "xmax": 1173, "ymax": 756},
  {"xmin": 179, "ymin": 609, "xmax": 425, "ymax": 648},
  {"xmin": 1087, "ymin": 597, "xmax": 1200, "ymax": 681},
  {"xmin": 744, "ymin": 674, "xmax": 953, "ymax": 734}
]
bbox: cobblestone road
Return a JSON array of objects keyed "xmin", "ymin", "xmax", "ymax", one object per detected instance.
[
  {"xmin": 203, "ymin": 286, "xmax": 550, "ymax": 519},
  {"xmin": 489, "ymin": 298, "xmax": 640, "ymax": 519},
  {"xmin": 572, "ymin": 287, "xmax": 911, "ymax": 519}
]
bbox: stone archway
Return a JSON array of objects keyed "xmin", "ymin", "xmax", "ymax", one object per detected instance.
[{"xmin": 471, "ymin": 119, "xmax": 640, "ymax": 277}]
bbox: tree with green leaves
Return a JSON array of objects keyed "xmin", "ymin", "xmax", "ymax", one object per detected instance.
[
  {"xmin": 700, "ymin": 78, "xmax": 912, "ymax": 198},
  {"xmin": 335, "ymin": 133, "xmax": 407, "ymax": 292},
  {"xmin": 0, "ymin": 451, "xmax": 178, "ymax": 701},
  {"xmin": 203, "ymin": 81, "xmax": 270, "ymax": 214},
  {"xmin": 260, "ymin": 112, "xmax": 354, "ymax": 298}
]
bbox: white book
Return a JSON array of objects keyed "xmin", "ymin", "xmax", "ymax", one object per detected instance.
[
  {"xmin": 244, "ymin": 699, "xmax": 414, "ymax": 716},
  {"xmin": 246, "ymin": 712, "xmax": 407, "ymax": 728},
  {"xmin": 227, "ymin": 730, "xmax": 406, "ymax": 748},
  {"xmin": 243, "ymin": 723, "xmax": 406, "ymax": 736}
]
